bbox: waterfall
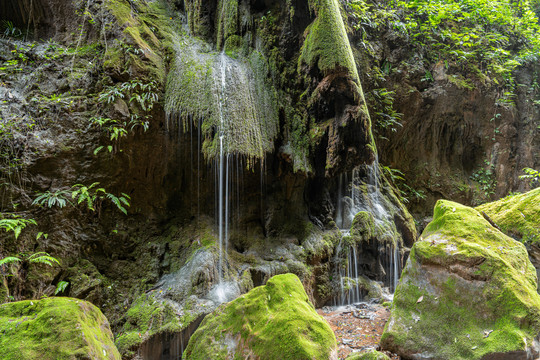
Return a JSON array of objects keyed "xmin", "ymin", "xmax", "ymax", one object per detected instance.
[
  {"xmin": 215, "ymin": 52, "xmax": 230, "ymax": 300},
  {"xmin": 333, "ymin": 158, "xmax": 402, "ymax": 305}
]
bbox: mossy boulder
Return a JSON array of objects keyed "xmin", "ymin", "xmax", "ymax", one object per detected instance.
[
  {"xmin": 476, "ymin": 188, "xmax": 540, "ymax": 244},
  {"xmin": 183, "ymin": 273, "xmax": 337, "ymax": 359},
  {"xmin": 346, "ymin": 350, "xmax": 390, "ymax": 360},
  {"xmin": 381, "ymin": 200, "xmax": 540, "ymax": 359},
  {"xmin": 0, "ymin": 297, "xmax": 120, "ymax": 360}
]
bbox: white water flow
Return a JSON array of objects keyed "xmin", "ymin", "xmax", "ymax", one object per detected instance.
[
  {"xmin": 335, "ymin": 156, "xmax": 401, "ymax": 305},
  {"xmin": 216, "ymin": 52, "xmax": 228, "ymax": 291}
]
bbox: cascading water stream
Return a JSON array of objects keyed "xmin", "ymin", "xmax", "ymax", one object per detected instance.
[
  {"xmin": 334, "ymin": 157, "xmax": 401, "ymax": 306},
  {"xmin": 215, "ymin": 52, "xmax": 229, "ymax": 300}
]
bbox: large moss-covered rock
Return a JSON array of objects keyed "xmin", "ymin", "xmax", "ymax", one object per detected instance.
[
  {"xmin": 477, "ymin": 188, "xmax": 540, "ymax": 244},
  {"xmin": 381, "ymin": 200, "xmax": 540, "ymax": 359},
  {"xmin": 0, "ymin": 297, "xmax": 120, "ymax": 360},
  {"xmin": 183, "ymin": 273, "xmax": 337, "ymax": 360}
]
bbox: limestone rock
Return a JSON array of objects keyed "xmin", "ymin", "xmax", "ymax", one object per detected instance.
[
  {"xmin": 381, "ymin": 200, "xmax": 540, "ymax": 359},
  {"xmin": 0, "ymin": 297, "xmax": 120, "ymax": 360},
  {"xmin": 183, "ymin": 273, "xmax": 337, "ymax": 360}
]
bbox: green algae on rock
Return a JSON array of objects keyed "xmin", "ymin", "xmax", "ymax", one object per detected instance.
[
  {"xmin": 381, "ymin": 200, "xmax": 540, "ymax": 359},
  {"xmin": 346, "ymin": 350, "xmax": 390, "ymax": 360},
  {"xmin": 183, "ymin": 273, "xmax": 337, "ymax": 360},
  {"xmin": 477, "ymin": 188, "xmax": 540, "ymax": 244},
  {"xmin": 0, "ymin": 297, "xmax": 120, "ymax": 360}
]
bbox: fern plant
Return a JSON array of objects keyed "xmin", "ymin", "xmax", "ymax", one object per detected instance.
[
  {"xmin": 0, "ymin": 217, "xmax": 37, "ymax": 239},
  {"xmin": 0, "ymin": 251, "xmax": 60, "ymax": 301},
  {"xmin": 71, "ymin": 182, "xmax": 131, "ymax": 214},
  {"xmin": 54, "ymin": 281, "xmax": 69, "ymax": 295},
  {"xmin": 32, "ymin": 189, "xmax": 72, "ymax": 208}
]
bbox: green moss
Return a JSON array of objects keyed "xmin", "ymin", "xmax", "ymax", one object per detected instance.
[
  {"xmin": 116, "ymin": 292, "xmax": 194, "ymax": 356},
  {"xmin": 0, "ymin": 297, "xmax": 120, "ymax": 360},
  {"xmin": 105, "ymin": 0, "xmax": 171, "ymax": 83},
  {"xmin": 300, "ymin": 0, "xmax": 359, "ymax": 81},
  {"xmin": 476, "ymin": 188, "xmax": 540, "ymax": 244},
  {"xmin": 382, "ymin": 200, "xmax": 540, "ymax": 359},
  {"xmin": 216, "ymin": 0, "xmax": 239, "ymax": 50},
  {"xmin": 183, "ymin": 274, "xmax": 336, "ymax": 359},
  {"xmin": 350, "ymin": 211, "xmax": 375, "ymax": 243},
  {"xmin": 346, "ymin": 350, "xmax": 390, "ymax": 360},
  {"xmin": 165, "ymin": 35, "xmax": 279, "ymax": 160},
  {"xmin": 224, "ymin": 35, "xmax": 244, "ymax": 58}
]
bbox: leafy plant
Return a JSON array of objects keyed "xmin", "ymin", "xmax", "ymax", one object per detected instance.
[
  {"xmin": 0, "ymin": 252, "xmax": 60, "ymax": 301},
  {"xmin": 0, "ymin": 217, "xmax": 37, "ymax": 240},
  {"xmin": 1, "ymin": 20, "xmax": 22, "ymax": 38},
  {"xmin": 369, "ymin": 88, "xmax": 403, "ymax": 140},
  {"xmin": 54, "ymin": 281, "xmax": 69, "ymax": 295},
  {"xmin": 381, "ymin": 165, "xmax": 426, "ymax": 203},
  {"xmin": 520, "ymin": 167, "xmax": 540, "ymax": 187},
  {"xmin": 32, "ymin": 189, "xmax": 72, "ymax": 208},
  {"xmin": 32, "ymin": 183, "xmax": 130, "ymax": 215},
  {"xmin": 71, "ymin": 182, "xmax": 131, "ymax": 215},
  {"xmin": 471, "ymin": 161, "xmax": 497, "ymax": 197}
]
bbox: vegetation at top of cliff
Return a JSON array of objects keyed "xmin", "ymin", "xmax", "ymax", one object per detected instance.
[
  {"xmin": 395, "ymin": 0, "xmax": 539, "ymax": 68},
  {"xmin": 349, "ymin": 0, "xmax": 540, "ymax": 103}
]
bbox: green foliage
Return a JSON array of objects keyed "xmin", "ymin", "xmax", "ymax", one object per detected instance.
[
  {"xmin": 470, "ymin": 161, "xmax": 496, "ymax": 197},
  {"xmin": 54, "ymin": 281, "xmax": 69, "ymax": 295},
  {"xmin": 99, "ymin": 80, "xmax": 159, "ymax": 111},
  {"xmin": 0, "ymin": 252, "xmax": 59, "ymax": 268},
  {"xmin": 368, "ymin": 88, "xmax": 402, "ymax": 140},
  {"xmin": 389, "ymin": 0, "xmax": 540, "ymax": 94},
  {"xmin": 0, "ymin": 252, "xmax": 60, "ymax": 300},
  {"xmin": 71, "ymin": 182, "xmax": 131, "ymax": 215},
  {"xmin": 520, "ymin": 167, "xmax": 540, "ymax": 187},
  {"xmin": 1, "ymin": 21, "xmax": 23, "ymax": 39},
  {"xmin": 32, "ymin": 190, "xmax": 72, "ymax": 209},
  {"xmin": 32, "ymin": 183, "xmax": 130, "ymax": 215},
  {"xmin": 92, "ymin": 79, "xmax": 156, "ymax": 154},
  {"xmin": 381, "ymin": 165, "xmax": 426, "ymax": 204},
  {"xmin": 24, "ymin": 252, "xmax": 60, "ymax": 267},
  {"xmin": 0, "ymin": 217, "xmax": 37, "ymax": 240},
  {"xmin": 0, "ymin": 257, "xmax": 21, "ymax": 267}
]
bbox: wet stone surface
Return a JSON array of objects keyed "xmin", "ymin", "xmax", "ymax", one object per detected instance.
[{"xmin": 318, "ymin": 302, "xmax": 399, "ymax": 359}]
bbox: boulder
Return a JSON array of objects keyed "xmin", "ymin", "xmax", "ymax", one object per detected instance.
[
  {"xmin": 0, "ymin": 297, "xmax": 120, "ymax": 360},
  {"xmin": 381, "ymin": 200, "xmax": 540, "ymax": 359},
  {"xmin": 183, "ymin": 273, "xmax": 337, "ymax": 359},
  {"xmin": 477, "ymin": 188, "xmax": 540, "ymax": 243}
]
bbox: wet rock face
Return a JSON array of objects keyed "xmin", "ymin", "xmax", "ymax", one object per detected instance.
[
  {"xmin": 183, "ymin": 273, "xmax": 338, "ymax": 360},
  {"xmin": 376, "ymin": 63, "xmax": 540, "ymax": 213},
  {"xmin": 381, "ymin": 200, "xmax": 540, "ymax": 360},
  {"xmin": 0, "ymin": 297, "xmax": 121, "ymax": 360}
]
